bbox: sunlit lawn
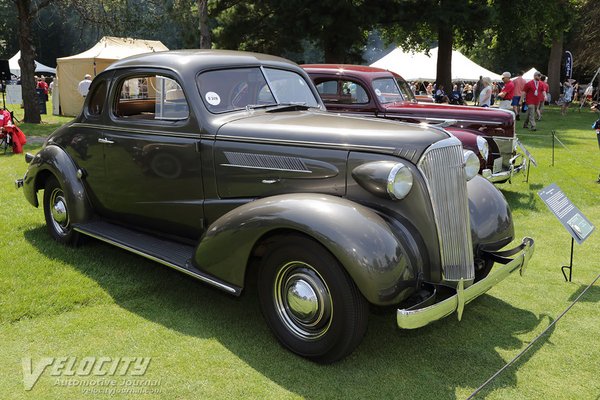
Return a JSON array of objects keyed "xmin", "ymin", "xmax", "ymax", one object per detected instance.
[{"xmin": 0, "ymin": 104, "xmax": 598, "ymax": 399}]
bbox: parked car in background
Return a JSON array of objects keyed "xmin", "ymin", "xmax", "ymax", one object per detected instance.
[
  {"xmin": 17, "ymin": 50, "xmax": 534, "ymax": 363},
  {"xmin": 303, "ymin": 64, "xmax": 527, "ymax": 184}
]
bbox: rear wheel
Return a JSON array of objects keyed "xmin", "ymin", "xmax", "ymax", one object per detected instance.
[
  {"xmin": 258, "ymin": 235, "xmax": 368, "ymax": 363},
  {"xmin": 43, "ymin": 176, "xmax": 81, "ymax": 246}
]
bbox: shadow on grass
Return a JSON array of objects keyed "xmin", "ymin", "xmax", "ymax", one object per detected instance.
[
  {"xmin": 568, "ymin": 283, "xmax": 600, "ymax": 303},
  {"xmin": 500, "ymin": 185, "xmax": 543, "ymax": 212},
  {"xmin": 24, "ymin": 226, "xmax": 554, "ymax": 399}
]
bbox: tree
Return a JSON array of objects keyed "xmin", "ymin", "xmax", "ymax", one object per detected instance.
[
  {"xmin": 199, "ymin": 0, "xmax": 211, "ymax": 48},
  {"xmin": 13, "ymin": 0, "xmax": 55, "ymax": 123},
  {"xmin": 568, "ymin": 0, "xmax": 600, "ymax": 79},
  {"xmin": 378, "ymin": 0, "xmax": 490, "ymax": 92}
]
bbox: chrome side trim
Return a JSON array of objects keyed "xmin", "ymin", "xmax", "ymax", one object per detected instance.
[
  {"xmin": 385, "ymin": 114, "xmax": 504, "ymax": 126},
  {"xmin": 397, "ymin": 237, "xmax": 534, "ymax": 329},
  {"xmin": 71, "ymin": 123, "xmax": 200, "ymax": 139},
  {"xmin": 73, "ymin": 227, "xmax": 238, "ymax": 294},
  {"xmin": 222, "ymin": 151, "xmax": 312, "ymax": 173}
]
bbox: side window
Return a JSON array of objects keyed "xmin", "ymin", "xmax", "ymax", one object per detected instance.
[
  {"xmin": 114, "ymin": 75, "xmax": 189, "ymax": 121},
  {"xmin": 315, "ymin": 79, "xmax": 369, "ymax": 104},
  {"xmin": 87, "ymin": 80, "xmax": 107, "ymax": 116}
]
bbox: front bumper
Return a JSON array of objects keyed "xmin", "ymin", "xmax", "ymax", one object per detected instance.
[
  {"xmin": 482, "ymin": 153, "xmax": 526, "ymax": 183},
  {"xmin": 397, "ymin": 237, "xmax": 534, "ymax": 329}
]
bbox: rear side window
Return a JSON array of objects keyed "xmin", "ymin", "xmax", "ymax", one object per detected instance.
[
  {"xmin": 315, "ymin": 79, "xmax": 369, "ymax": 104},
  {"xmin": 87, "ymin": 80, "xmax": 107, "ymax": 116},
  {"xmin": 114, "ymin": 75, "xmax": 189, "ymax": 121}
]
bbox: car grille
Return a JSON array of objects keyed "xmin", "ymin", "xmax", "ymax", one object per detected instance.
[{"xmin": 418, "ymin": 138, "xmax": 474, "ymax": 281}]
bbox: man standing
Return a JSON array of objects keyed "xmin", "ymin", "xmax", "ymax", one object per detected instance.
[
  {"xmin": 537, "ymin": 75, "xmax": 548, "ymax": 120},
  {"xmin": 78, "ymin": 74, "xmax": 92, "ymax": 97},
  {"xmin": 511, "ymin": 71, "xmax": 526, "ymax": 120},
  {"xmin": 523, "ymin": 72, "xmax": 542, "ymax": 131},
  {"xmin": 497, "ymin": 72, "xmax": 514, "ymax": 110}
]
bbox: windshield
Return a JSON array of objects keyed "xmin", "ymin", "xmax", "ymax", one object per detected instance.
[
  {"xmin": 395, "ymin": 78, "xmax": 416, "ymax": 102},
  {"xmin": 197, "ymin": 67, "xmax": 319, "ymax": 113},
  {"xmin": 372, "ymin": 78, "xmax": 404, "ymax": 104}
]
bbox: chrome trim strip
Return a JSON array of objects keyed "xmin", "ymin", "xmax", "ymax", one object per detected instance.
[
  {"xmin": 397, "ymin": 237, "xmax": 534, "ymax": 329},
  {"xmin": 73, "ymin": 227, "xmax": 238, "ymax": 294},
  {"xmin": 386, "ymin": 114, "xmax": 504, "ymax": 126},
  {"xmin": 71, "ymin": 123, "xmax": 200, "ymax": 139},
  {"xmin": 220, "ymin": 164, "xmax": 312, "ymax": 173},
  {"xmin": 216, "ymin": 134, "xmax": 397, "ymax": 153}
]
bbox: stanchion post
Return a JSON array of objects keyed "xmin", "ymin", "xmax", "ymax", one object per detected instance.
[
  {"xmin": 551, "ymin": 130, "xmax": 555, "ymax": 166},
  {"xmin": 525, "ymin": 159, "xmax": 531, "ymax": 183},
  {"xmin": 561, "ymin": 237, "xmax": 574, "ymax": 282}
]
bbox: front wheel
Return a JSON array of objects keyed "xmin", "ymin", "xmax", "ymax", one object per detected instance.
[
  {"xmin": 43, "ymin": 176, "xmax": 81, "ymax": 246},
  {"xmin": 258, "ymin": 235, "xmax": 368, "ymax": 363}
]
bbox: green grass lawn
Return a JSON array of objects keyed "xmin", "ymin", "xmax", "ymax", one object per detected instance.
[
  {"xmin": 0, "ymin": 105, "xmax": 598, "ymax": 399},
  {"xmin": 1, "ymin": 100, "xmax": 74, "ymax": 137}
]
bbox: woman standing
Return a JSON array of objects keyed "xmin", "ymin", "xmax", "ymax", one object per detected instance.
[{"xmin": 478, "ymin": 77, "xmax": 492, "ymax": 107}]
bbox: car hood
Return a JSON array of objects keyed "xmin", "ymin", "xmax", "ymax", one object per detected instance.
[
  {"xmin": 217, "ymin": 110, "xmax": 449, "ymax": 163},
  {"xmin": 383, "ymin": 102, "xmax": 514, "ymax": 125}
]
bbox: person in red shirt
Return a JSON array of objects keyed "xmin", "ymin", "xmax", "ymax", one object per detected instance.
[
  {"xmin": 37, "ymin": 76, "xmax": 49, "ymax": 101},
  {"xmin": 497, "ymin": 72, "xmax": 514, "ymax": 111},
  {"xmin": 511, "ymin": 72, "xmax": 526, "ymax": 120},
  {"xmin": 536, "ymin": 75, "xmax": 548, "ymax": 120},
  {"xmin": 522, "ymin": 71, "xmax": 542, "ymax": 131}
]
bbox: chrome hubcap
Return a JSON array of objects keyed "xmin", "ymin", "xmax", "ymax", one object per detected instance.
[
  {"xmin": 274, "ymin": 262, "xmax": 332, "ymax": 340},
  {"xmin": 49, "ymin": 189, "xmax": 70, "ymax": 235}
]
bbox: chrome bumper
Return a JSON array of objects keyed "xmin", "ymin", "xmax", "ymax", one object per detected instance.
[
  {"xmin": 482, "ymin": 153, "xmax": 526, "ymax": 183},
  {"xmin": 397, "ymin": 237, "xmax": 534, "ymax": 329}
]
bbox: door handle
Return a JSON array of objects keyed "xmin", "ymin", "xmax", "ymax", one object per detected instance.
[{"xmin": 98, "ymin": 138, "xmax": 114, "ymax": 144}]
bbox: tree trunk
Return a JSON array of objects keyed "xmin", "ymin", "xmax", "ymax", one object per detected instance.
[
  {"xmin": 199, "ymin": 0, "xmax": 211, "ymax": 49},
  {"xmin": 15, "ymin": 0, "xmax": 41, "ymax": 123},
  {"xmin": 547, "ymin": 33, "xmax": 563, "ymax": 103},
  {"xmin": 436, "ymin": 22, "xmax": 453, "ymax": 96}
]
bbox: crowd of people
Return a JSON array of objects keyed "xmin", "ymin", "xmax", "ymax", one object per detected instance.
[{"xmin": 410, "ymin": 71, "xmax": 597, "ymax": 132}]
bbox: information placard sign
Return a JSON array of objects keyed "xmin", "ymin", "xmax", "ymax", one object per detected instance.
[
  {"xmin": 538, "ymin": 183, "xmax": 595, "ymax": 244},
  {"xmin": 517, "ymin": 140, "xmax": 537, "ymax": 167}
]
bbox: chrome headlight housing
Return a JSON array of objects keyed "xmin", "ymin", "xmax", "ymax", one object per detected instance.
[
  {"xmin": 476, "ymin": 135, "xmax": 489, "ymax": 160},
  {"xmin": 386, "ymin": 163, "xmax": 413, "ymax": 199},
  {"xmin": 463, "ymin": 150, "xmax": 480, "ymax": 181},
  {"xmin": 352, "ymin": 161, "xmax": 413, "ymax": 200}
]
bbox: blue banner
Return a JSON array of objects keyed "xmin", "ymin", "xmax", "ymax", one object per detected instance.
[{"xmin": 564, "ymin": 51, "xmax": 573, "ymax": 79}]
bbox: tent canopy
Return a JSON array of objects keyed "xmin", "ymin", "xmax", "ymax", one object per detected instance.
[
  {"xmin": 522, "ymin": 67, "xmax": 541, "ymax": 81},
  {"xmin": 371, "ymin": 46, "xmax": 502, "ymax": 82},
  {"xmin": 8, "ymin": 51, "xmax": 56, "ymax": 78},
  {"xmin": 57, "ymin": 36, "xmax": 168, "ymax": 116}
]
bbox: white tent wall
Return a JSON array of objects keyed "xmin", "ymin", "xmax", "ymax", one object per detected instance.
[
  {"xmin": 56, "ymin": 36, "xmax": 168, "ymax": 116},
  {"xmin": 371, "ymin": 47, "xmax": 502, "ymax": 82}
]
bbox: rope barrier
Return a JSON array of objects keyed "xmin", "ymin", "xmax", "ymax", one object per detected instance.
[{"xmin": 466, "ymin": 271, "xmax": 600, "ymax": 399}]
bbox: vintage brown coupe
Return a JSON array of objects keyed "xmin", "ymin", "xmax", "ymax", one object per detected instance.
[
  {"xmin": 17, "ymin": 50, "xmax": 534, "ymax": 363},
  {"xmin": 303, "ymin": 64, "xmax": 528, "ymax": 183}
]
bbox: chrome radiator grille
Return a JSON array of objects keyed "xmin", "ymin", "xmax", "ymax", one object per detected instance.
[{"xmin": 418, "ymin": 139, "xmax": 474, "ymax": 281}]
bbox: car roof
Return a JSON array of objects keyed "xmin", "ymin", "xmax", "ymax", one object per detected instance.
[
  {"xmin": 301, "ymin": 64, "xmax": 403, "ymax": 80},
  {"xmin": 106, "ymin": 50, "xmax": 299, "ymax": 72}
]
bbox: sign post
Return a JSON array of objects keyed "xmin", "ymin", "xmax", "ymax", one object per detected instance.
[{"xmin": 538, "ymin": 184, "xmax": 595, "ymax": 281}]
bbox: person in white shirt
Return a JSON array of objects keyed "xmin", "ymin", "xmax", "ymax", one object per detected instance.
[
  {"xmin": 478, "ymin": 77, "xmax": 492, "ymax": 107},
  {"xmin": 78, "ymin": 74, "xmax": 92, "ymax": 97}
]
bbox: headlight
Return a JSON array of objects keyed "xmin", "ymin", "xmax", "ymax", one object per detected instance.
[
  {"xmin": 387, "ymin": 163, "xmax": 413, "ymax": 200},
  {"xmin": 352, "ymin": 161, "xmax": 413, "ymax": 200},
  {"xmin": 476, "ymin": 135, "xmax": 489, "ymax": 160},
  {"xmin": 463, "ymin": 150, "xmax": 480, "ymax": 181}
]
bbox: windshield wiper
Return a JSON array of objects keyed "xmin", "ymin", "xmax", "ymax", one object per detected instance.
[{"xmin": 265, "ymin": 103, "xmax": 312, "ymax": 113}]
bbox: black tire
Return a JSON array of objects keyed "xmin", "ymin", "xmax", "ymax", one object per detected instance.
[
  {"xmin": 475, "ymin": 260, "xmax": 494, "ymax": 282},
  {"xmin": 257, "ymin": 235, "xmax": 368, "ymax": 363},
  {"xmin": 43, "ymin": 176, "xmax": 81, "ymax": 246}
]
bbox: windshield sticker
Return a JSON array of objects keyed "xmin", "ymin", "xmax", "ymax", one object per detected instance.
[
  {"xmin": 205, "ymin": 92, "xmax": 221, "ymax": 106},
  {"xmin": 375, "ymin": 88, "xmax": 382, "ymax": 96}
]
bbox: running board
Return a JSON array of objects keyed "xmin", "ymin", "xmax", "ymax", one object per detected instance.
[{"xmin": 73, "ymin": 220, "xmax": 241, "ymax": 295}]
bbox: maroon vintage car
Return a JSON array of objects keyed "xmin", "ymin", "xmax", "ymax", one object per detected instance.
[{"xmin": 303, "ymin": 64, "xmax": 526, "ymax": 183}]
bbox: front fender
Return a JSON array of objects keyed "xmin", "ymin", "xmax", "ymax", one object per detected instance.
[
  {"xmin": 194, "ymin": 193, "xmax": 419, "ymax": 305},
  {"xmin": 23, "ymin": 144, "xmax": 93, "ymax": 224},
  {"xmin": 467, "ymin": 175, "xmax": 514, "ymax": 250}
]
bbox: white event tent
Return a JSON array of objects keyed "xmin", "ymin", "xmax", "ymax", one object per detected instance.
[
  {"xmin": 8, "ymin": 51, "xmax": 56, "ymax": 78},
  {"xmin": 371, "ymin": 46, "xmax": 502, "ymax": 82},
  {"xmin": 522, "ymin": 67, "xmax": 542, "ymax": 81},
  {"xmin": 57, "ymin": 36, "xmax": 168, "ymax": 116}
]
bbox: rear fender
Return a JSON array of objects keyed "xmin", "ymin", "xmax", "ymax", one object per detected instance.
[
  {"xmin": 23, "ymin": 144, "xmax": 93, "ymax": 224},
  {"xmin": 194, "ymin": 193, "xmax": 420, "ymax": 305}
]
